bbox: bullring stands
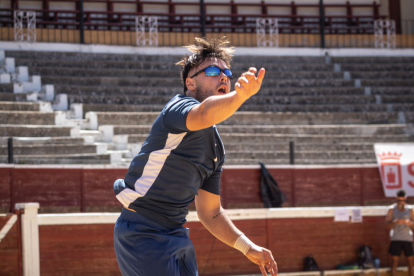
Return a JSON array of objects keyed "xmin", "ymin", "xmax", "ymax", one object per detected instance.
[{"xmin": 0, "ymin": 49, "xmax": 413, "ymax": 165}]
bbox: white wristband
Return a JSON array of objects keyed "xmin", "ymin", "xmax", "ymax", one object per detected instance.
[{"xmin": 233, "ymin": 234, "xmax": 254, "ymax": 255}]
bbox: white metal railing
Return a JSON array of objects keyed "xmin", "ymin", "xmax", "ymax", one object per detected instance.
[{"xmin": 3, "ymin": 203, "xmax": 389, "ymax": 276}]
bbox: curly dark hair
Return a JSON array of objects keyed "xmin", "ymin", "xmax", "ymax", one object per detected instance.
[
  {"xmin": 175, "ymin": 37, "xmax": 235, "ymax": 94},
  {"xmin": 397, "ymin": 190, "xmax": 406, "ymax": 197}
]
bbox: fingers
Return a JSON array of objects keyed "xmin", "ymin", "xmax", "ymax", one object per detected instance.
[
  {"xmin": 257, "ymin": 68, "xmax": 266, "ymax": 84},
  {"xmin": 238, "ymin": 76, "xmax": 249, "ymax": 84},
  {"xmin": 240, "ymin": 67, "xmax": 265, "ymax": 84},
  {"xmin": 263, "ymin": 250, "xmax": 277, "ymax": 276},
  {"xmin": 259, "ymin": 265, "xmax": 268, "ymax": 276}
]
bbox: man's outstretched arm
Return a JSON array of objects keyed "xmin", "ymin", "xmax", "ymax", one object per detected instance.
[
  {"xmin": 195, "ymin": 189, "xmax": 277, "ymax": 276},
  {"xmin": 186, "ymin": 67, "xmax": 265, "ymax": 131}
]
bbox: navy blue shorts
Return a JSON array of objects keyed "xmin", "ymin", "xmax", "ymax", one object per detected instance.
[
  {"xmin": 389, "ymin": 241, "xmax": 414, "ymax": 257},
  {"xmin": 114, "ymin": 208, "xmax": 199, "ymax": 276}
]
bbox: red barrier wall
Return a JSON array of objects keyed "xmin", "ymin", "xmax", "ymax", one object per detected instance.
[
  {"xmin": 33, "ymin": 216, "xmax": 389, "ymax": 276},
  {"xmin": 0, "ymin": 165, "xmax": 397, "ymax": 213},
  {"xmin": 0, "ymin": 214, "xmax": 20, "ymax": 276}
]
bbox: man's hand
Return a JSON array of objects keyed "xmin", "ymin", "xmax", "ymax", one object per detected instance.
[
  {"xmin": 405, "ymin": 219, "xmax": 414, "ymax": 226},
  {"xmin": 245, "ymin": 244, "xmax": 278, "ymax": 276},
  {"xmin": 235, "ymin": 67, "xmax": 265, "ymax": 101}
]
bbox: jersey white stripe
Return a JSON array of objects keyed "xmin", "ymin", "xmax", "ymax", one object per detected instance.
[
  {"xmin": 135, "ymin": 132, "xmax": 187, "ymax": 196},
  {"xmin": 116, "ymin": 188, "xmax": 141, "ymax": 208},
  {"xmin": 115, "ymin": 132, "xmax": 187, "ymax": 208}
]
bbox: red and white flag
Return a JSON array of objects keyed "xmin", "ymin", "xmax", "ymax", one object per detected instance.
[{"xmin": 374, "ymin": 143, "xmax": 414, "ymax": 197}]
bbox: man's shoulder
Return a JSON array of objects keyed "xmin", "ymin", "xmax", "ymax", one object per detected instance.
[
  {"xmin": 164, "ymin": 94, "xmax": 199, "ymax": 111},
  {"xmin": 388, "ymin": 203, "xmax": 397, "ymax": 210}
]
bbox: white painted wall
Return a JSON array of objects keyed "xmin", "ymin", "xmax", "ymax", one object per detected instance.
[
  {"xmin": 0, "ymin": 0, "xmax": 11, "ymax": 9},
  {"xmin": 401, "ymin": 0, "xmax": 414, "ymax": 21},
  {"xmin": 84, "ymin": 3, "xmax": 107, "ymax": 12},
  {"xmin": 18, "ymin": 0, "xmax": 42, "ymax": 10},
  {"xmin": 143, "ymin": 3, "xmax": 169, "ymax": 13},
  {"xmin": 113, "ymin": 3, "xmax": 138, "ymax": 13},
  {"xmin": 378, "ymin": 0, "xmax": 389, "ymax": 17},
  {"xmin": 49, "ymin": 2, "xmax": 76, "ymax": 11},
  {"xmin": 175, "ymin": 5, "xmax": 199, "ymax": 14}
]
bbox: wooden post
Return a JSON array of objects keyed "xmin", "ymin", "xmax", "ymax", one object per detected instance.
[
  {"xmin": 319, "ymin": 0, "xmax": 325, "ymax": 48},
  {"xmin": 346, "ymin": 1, "xmax": 353, "ymax": 32},
  {"xmin": 261, "ymin": 0, "xmax": 267, "ymax": 15},
  {"xmin": 291, "ymin": 1, "xmax": 297, "ymax": 28},
  {"xmin": 388, "ymin": 0, "xmax": 401, "ymax": 34},
  {"xmin": 200, "ymin": 0, "xmax": 206, "ymax": 37}
]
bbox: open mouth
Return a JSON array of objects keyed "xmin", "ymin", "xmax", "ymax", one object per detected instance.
[{"xmin": 217, "ymin": 86, "xmax": 227, "ymax": 94}]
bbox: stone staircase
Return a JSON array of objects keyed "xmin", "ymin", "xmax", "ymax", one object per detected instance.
[
  {"xmin": 0, "ymin": 50, "xmax": 413, "ymax": 165},
  {"xmin": 0, "ymin": 101, "xmax": 125, "ymax": 164}
]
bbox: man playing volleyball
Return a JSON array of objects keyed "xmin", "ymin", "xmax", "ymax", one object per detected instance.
[{"xmin": 113, "ymin": 37, "xmax": 277, "ymax": 276}]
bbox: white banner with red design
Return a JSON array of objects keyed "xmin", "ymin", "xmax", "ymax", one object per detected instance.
[{"xmin": 374, "ymin": 143, "xmax": 414, "ymax": 197}]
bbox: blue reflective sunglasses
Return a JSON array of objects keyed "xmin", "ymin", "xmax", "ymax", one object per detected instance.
[{"xmin": 190, "ymin": 66, "xmax": 233, "ymax": 79}]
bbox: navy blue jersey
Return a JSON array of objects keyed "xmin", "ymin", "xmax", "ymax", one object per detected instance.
[{"xmin": 114, "ymin": 94, "xmax": 225, "ymax": 229}]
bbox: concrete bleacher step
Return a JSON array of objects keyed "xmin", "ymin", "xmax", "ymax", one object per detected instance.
[
  {"xmin": 0, "ymin": 153, "xmax": 112, "ymax": 164},
  {"xmin": 80, "ymin": 102, "xmax": 414, "ymax": 115},
  {"xmin": 7, "ymin": 51, "xmax": 183, "ymax": 62},
  {"xmin": 59, "ymin": 85, "xmax": 414, "ymax": 98},
  {"xmin": 340, "ymin": 63, "xmax": 414, "ymax": 71},
  {"xmin": 224, "ymin": 142, "xmax": 376, "ymax": 151},
  {"xmin": 331, "ymin": 57, "xmax": 414, "ymax": 64},
  {"xmin": 41, "ymin": 76, "xmax": 356, "ymax": 88},
  {"xmin": 224, "ymin": 111, "xmax": 414, "ymax": 125},
  {"xmin": 68, "ymin": 94, "xmax": 414, "ymax": 106},
  {"xmin": 0, "ymin": 110, "xmax": 58, "ymax": 125},
  {"xmin": 0, "ymin": 93, "xmax": 16, "ymax": 101},
  {"xmin": 361, "ymin": 79, "xmax": 414, "ymax": 87},
  {"xmin": 216, "ymin": 124, "xmax": 411, "ymax": 135},
  {"xmin": 57, "ymin": 84, "xmax": 181, "ymax": 96},
  {"xmin": 112, "ymin": 124, "xmax": 410, "ymax": 136},
  {"xmin": 120, "ymin": 156, "xmax": 376, "ymax": 165},
  {"xmin": 91, "ymin": 111, "xmax": 412, "ymax": 126},
  {"xmin": 0, "ymin": 84, "xmax": 13, "ymax": 93},
  {"xmin": 223, "ymin": 158, "xmax": 377, "ymax": 165},
  {"xmin": 7, "ymin": 50, "xmax": 325, "ymax": 63},
  {"xmin": 60, "ymin": 85, "xmax": 366, "ymax": 97},
  {"xmin": 93, "ymin": 112, "xmax": 159, "ymax": 126},
  {"xmin": 349, "ymin": 71, "xmax": 414, "ymax": 79},
  {"xmin": 217, "ymin": 133, "xmax": 413, "ymax": 144},
  {"xmin": 82, "ymin": 103, "xmax": 164, "ymax": 114},
  {"xmin": 240, "ymin": 103, "xmax": 414, "ymax": 112},
  {"xmin": 68, "ymin": 94, "xmax": 172, "ymax": 105},
  {"xmin": 0, "ymin": 136, "xmax": 85, "ymax": 146},
  {"xmin": 31, "ymin": 67, "xmax": 180, "ymax": 78},
  {"xmin": 15, "ymin": 58, "xmax": 335, "ymax": 71},
  {"xmin": 245, "ymin": 95, "xmax": 383, "ymax": 105},
  {"xmin": 126, "ymin": 132, "xmax": 413, "ymax": 144},
  {"xmin": 0, "ymin": 101, "xmax": 52, "ymax": 112},
  {"xmin": 0, "ymin": 144, "xmax": 100, "ymax": 155},
  {"xmin": 225, "ymin": 150, "xmax": 376, "ymax": 160},
  {"xmin": 371, "ymin": 87, "xmax": 414, "ymax": 95},
  {"xmin": 30, "ymin": 67, "xmax": 345, "ymax": 80},
  {"xmin": 0, "ymin": 125, "xmax": 76, "ymax": 137}
]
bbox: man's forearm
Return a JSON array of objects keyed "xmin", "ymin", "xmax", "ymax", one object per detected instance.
[
  {"xmin": 198, "ymin": 207, "xmax": 244, "ymax": 248},
  {"xmin": 187, "ymin": 91, "xmax": 247, "ymax": 131}
]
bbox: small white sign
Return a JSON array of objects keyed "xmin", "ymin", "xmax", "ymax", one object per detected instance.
[
  {"xmin": 334, "ymin": 209, "xmax": 349, "ymax": 222},
  {"xmin": 351, "ymin": 209, "xmax": 363, "ymax": 223}
]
